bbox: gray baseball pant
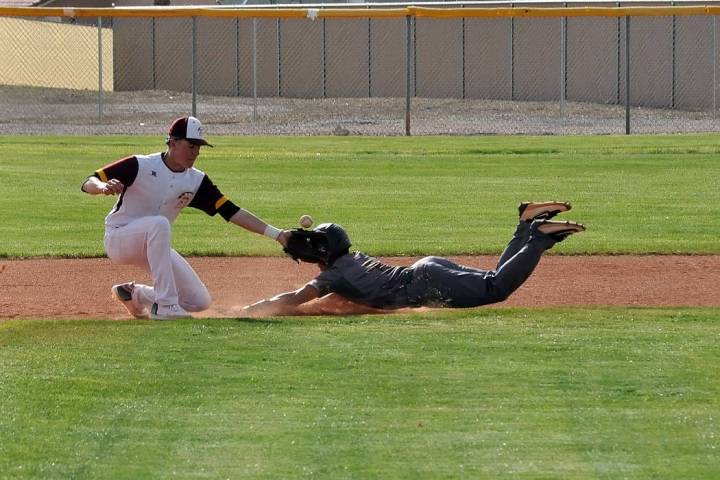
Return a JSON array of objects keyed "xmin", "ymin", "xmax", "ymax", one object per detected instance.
[{"xmin": 406, "ymin": 222, "xmax": 556, "ymax": 308}]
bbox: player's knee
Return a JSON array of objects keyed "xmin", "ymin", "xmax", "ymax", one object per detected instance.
[
  {"xmin": 412, "ymin": 256, "xmax": 440, "ymax": 268},
  {"xmin": 185, "ymin": 289, "xmax": 212, "ymax": 312},
  {"xmin": 486, "ymin": 282, "xmax": 512, "ymax": 303},
  {"xmin": 149, "ymin": 215, "xmax": 171, "ymax": 231},
  {"xmin": 147, "ymin": 216, "xmax": 171, "ymax": 241},
  {"xmin": 426, "ymin": 256, "xmax": 446, "ymax": 263},
  {"xmin": 492, "ymin": 289, "xmax": 511, "ymax": 303},
  {"xmin": 196, "ymin": 290, "xmax": 212, "ymax": 311}
]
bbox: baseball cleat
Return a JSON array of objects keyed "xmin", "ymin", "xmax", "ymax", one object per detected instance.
[
  {"xmin": 533, "ymin": 219, "xmax": 586, "ymax": 241},
  {"xmin": 519, "ymin": 201, "xmax": 572, "ymax": 221},
  {"xmin": 111, "ymin": 282, "xmax": 149, "ymax": 319},
  {"xmin": 150, "ymin": 303, "xmax": 191, "ymax": 320}
]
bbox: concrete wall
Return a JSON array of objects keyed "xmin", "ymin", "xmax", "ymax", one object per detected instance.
[
  {"xmin": 464, "ymin": 17, "xmax": 512, "ymax": 100},
  {"xmin": 566, "ymin": 13, "xmax": 620, "ymax": 105},
  {"xmin": 109, "ymin": 11, "xmax": 720, "ymax": 110},
  {"xmin": 280, "ymin": 18, "xmax": 324, "ymax": 97},
  {"xmin": 1, "ymin": 8, "xmax": 714, "ymax": 111},
  {"xmin": 369, "ymin": 18, "xmax": 406, "ymax": 97},
  {"xmin": 325, "ymin": 19, "xmax": 369, "ymax": 97},
  {"xmin": 0, "ymin": 17, "xmax": 113, "ymax": 90},
  {"xmin": 415, "ymin": 17, "xmax": 464, "ymax": 98},
  {"xmin": 675, "ymin": 15, "xmax": 715, "ymax": 109}
]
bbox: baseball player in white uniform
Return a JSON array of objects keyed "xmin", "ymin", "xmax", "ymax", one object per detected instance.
[{"xmin": 82, "ymin": 116, "xmax": 290, "ymax": 320}]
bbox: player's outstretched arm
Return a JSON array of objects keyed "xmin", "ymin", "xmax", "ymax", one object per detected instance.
[
  {"xmin": 297, "ymin": 293, "xmax": 389, "ymax": 316},
  {"xmin": 229, "ymin": 209, "xmax": 290, "ymax": 246},
  {"xmin": 241, "ymin": 284, "xmax": 320, "ymax": 317}
]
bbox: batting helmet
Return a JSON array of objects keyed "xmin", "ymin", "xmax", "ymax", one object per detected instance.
[
  {"xmin": 283, "ymin": 223, "xmax": 352, "ymax": 266},
  {"xmin": 313, "ymin": 223, "xmax": 351, "ymax": 265}
]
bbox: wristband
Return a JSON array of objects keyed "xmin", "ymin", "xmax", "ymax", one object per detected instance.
[{"xmin": 263, "ymin": 225, "xmax": 281, "ymax": 240}]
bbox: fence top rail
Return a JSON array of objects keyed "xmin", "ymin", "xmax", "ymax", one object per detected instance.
[
  {"xmin": 2, "ymin": 3, "xmax": 720, "ymax": 19},
  {"xmin": 213, "ymin": 0, "xmax": 720, "ymax": 6}
]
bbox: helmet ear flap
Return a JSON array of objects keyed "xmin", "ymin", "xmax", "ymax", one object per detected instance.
[
  {"xmin": 283, "ymin": 230, "xmax": 330, "ymax": 264},
  {"xmin": 307, "ymin": 233, "xmax": 329, "ymax": 263},
  {"xmin": 312, "ymin": 223, "xmax": 351, "ymax": 265}
]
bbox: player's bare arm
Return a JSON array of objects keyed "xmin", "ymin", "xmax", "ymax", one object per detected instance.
[
  {"xmin": 241, "ymin": 284, "xmax": 320, "ymax": 317},
  {"xmin": 297, "ymin": 293, "xmax": 389, "ymax": 316},
  {"xmin": 82, "ymin": 177, "xmax": 124, "ymax": 196},
  {"xmin": 229, "ymin": 209, "xmax": 290, "ymax": 246}
]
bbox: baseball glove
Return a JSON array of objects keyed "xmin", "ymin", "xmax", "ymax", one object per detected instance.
[{"xmin": 283, "ymin": 229, "xmax": 329, "ymax": 264}]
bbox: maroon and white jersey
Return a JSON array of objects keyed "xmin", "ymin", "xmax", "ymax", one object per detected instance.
[{"xmin": 93, "ymin": 152, "xmax": 238, "ymax": 228}]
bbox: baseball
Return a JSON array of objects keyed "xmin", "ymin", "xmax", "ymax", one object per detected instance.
[{"xmin": 299, "ymin": 214, "xmax": 313, "ymax": 229}]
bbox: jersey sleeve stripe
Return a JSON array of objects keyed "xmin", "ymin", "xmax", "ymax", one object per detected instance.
[
  {"xmin": 96, "ymin": 169, "xmax": 108, "ymax": 182},
  {"xmin": 215, "ymin": 196, "xmax": 228, "ymax": 210}
]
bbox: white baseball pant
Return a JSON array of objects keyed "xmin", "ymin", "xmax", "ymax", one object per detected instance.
[{"xmin": 104, "ymin": 216, "xmax": 212, "ymax": 312}]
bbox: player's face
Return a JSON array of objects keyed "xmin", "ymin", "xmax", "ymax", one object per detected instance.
[{"xmin": 173, "ymin": 139, "xmax": 202, "ymax": 168}]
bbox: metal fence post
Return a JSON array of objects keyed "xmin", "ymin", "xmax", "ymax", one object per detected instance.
[
  {"xmin": 405, "ymin": 14, "xmax": 412, "ymax": 136},
  {"xmin": 368, "ymin": 17, "xmax": 372, "ymax": 97},
  {"xmin": 714, "ymin": 16, "xmax": 717, "ymax": 118},
  {"xmin": 413, "ymin": 15, "xmax": 417, "ymax": 96},
  {"xmin": 511, "ymin": 6, "xmax": 515, "ymax": 101},
  {"xmin": 625, "ymin": 15, "xmax": 631, "ymax": 134},
  {"xmin": 236, "ymin": 17, "xmax": 240, "ymax": 97},
  {"xmin": 560, "ymin": 14, "xmax": 566, "ymax": 114},
  {"xmin": 322, "ymin": 18, "xmax": 327, "ymax": 99},
  {"xmin": 462, "ymin": 16, "xmax": 466, "ymax": 100},
  {"xmin": 192, "ymin": 16, "xmax": 197, "ymax": 117},
  {"xmin": 253, "ymin": 18, "xmax": 258, "ymax": 121},
  {"xmin": 98, "ymin": 16, "xmax": 103, "ymax": 122},
  {"xmin": 671, "ymin": 2, "xmax": 676, "ymax": 109},
  {"xmin": 616, "ymin": 3, "xmax": 621, "ymax": 105},
  {"xmin": 152, "ymin": 17, "xmax": 157, "ymax": 90},
  {"xmin": 277, "ymin": 18, "xmax": 282, "ymax": 97}
]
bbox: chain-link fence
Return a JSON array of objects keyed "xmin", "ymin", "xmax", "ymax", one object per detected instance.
[{"xmin": 2, "ymin": 3, "xmax": 720, "ymax": 136}]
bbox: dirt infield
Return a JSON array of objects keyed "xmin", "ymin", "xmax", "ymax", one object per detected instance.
[{"xmin": 1, "ymin": 255, "xmax": 718, "ymax": 320}]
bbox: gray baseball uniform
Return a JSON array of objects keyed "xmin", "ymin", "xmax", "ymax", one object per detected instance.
[{"xmin": 308, "ymin": 221, "xmax": 556, "ymax": 309}]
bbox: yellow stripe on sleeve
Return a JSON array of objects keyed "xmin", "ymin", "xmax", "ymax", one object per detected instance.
[
  {"xmin": 215, "ymin": 196, "xmax": 228, "ymax": 210},
  {"xmin": 96, "ymin": 169, "xmax": 108, "ymax": 182}
]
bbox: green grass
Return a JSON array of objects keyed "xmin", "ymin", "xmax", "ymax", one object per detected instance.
[
  {"xmin": 2, "ymin": 134, "xmax": 718, "ymax": 478},
  {"xmin": 1, "ymin": 308, "xmax": 718, "ymax": 479},
  {"xmin": 1, "ymin": 134, "xmax": 719, "ymax": 257}
]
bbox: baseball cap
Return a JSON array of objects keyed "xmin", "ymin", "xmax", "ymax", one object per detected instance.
[{"xmin": 168, "ymin": 116, "xmax": 213, "ymax": 147}]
